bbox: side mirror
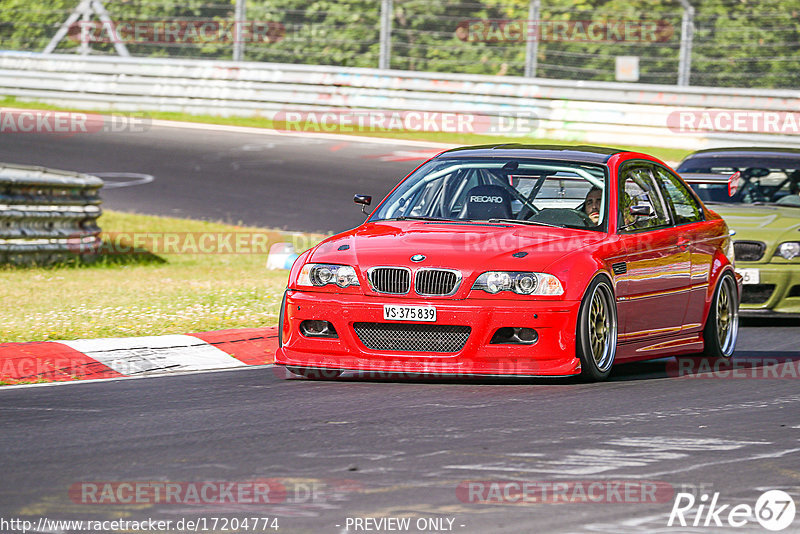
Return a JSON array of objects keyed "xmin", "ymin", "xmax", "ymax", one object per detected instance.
[
  {"xmin": 354, "ymin": 194, "xmax": 372, "ymax": 214},
  {"xmin": 629, "ymin": 204, "xmax": 653, "ymax": 217},
  {"xmin": 619, "ymin": 204, "xmax": 654, "ymax": 231}
]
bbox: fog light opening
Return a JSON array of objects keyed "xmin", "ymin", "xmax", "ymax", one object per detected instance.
[
  {"xmin": 300, "ymin": 320, "xmax": 339, "ymax": 338},
  {"xmin": 490, "ymin": 327, "xmax": 538, "ymax": 345}
]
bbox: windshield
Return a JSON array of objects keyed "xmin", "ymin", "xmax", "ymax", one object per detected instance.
[
  {"xmin": 678, "ymin": 156, "xmax": 800, "ymax": 207},
  {"xmin": 369, "ymin": 158, "xmax": 609, "ymax": 230}
]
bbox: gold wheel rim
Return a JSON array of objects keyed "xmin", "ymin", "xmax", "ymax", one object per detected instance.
[{"xmin": 716, "ymin": 276, "xmax": 738, "ymax": 355}]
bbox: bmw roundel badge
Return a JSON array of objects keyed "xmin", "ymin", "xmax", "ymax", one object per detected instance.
[{"xmin": 411, "ymin": 254, "xmax": 426, "ymax": 262}]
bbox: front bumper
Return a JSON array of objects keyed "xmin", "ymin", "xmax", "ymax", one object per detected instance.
[
  {"xmin": 276, "ymin": 290, "xmax": 582, "ymax": 376},
  {"xmin": 736, "ymin": 262, "xmax": 800, "ymax": 316}
]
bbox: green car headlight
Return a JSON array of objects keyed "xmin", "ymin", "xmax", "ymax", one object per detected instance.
[
  {"xmin": 777, "ymin": 242, "xmax": 800, "ymax": 260},
  {"xmin": 725, "ymin": 237, "xmax": 736, "ymax": 266},
  {"xmin": 472, "ymin": 271, "xmax": 564, "ymax": 296}
]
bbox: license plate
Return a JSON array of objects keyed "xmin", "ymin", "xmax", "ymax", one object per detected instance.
[
  {"xmin": 383, "ymin": 304, "xmax": 437, "ymax": 322},
  {"xmin": 736, "ymin": 268, "xmax": 760, "ymax": 285}
]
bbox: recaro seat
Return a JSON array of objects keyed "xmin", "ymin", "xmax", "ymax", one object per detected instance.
[{"xmin": 461, "ymin": 185, "xmax": 513, "ymax": 220}]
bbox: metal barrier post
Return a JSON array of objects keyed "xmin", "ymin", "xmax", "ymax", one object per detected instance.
[
  {"xmin": 234, "ymin": 0, "xmax": 246, "ymax": 62},
  {"xmin": 524, "ymin": 0, "xmax": 540, "ymax": 78},
  {"xmin": 678, "ymin": 0, "xmax": 695, "ymax": 86},
  {"xmin": 379, "ymin": 0, "xmax": 392, "ymax": 70}
]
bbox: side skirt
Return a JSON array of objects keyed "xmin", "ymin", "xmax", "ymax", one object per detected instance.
[{"xmin": 615, "ymin": 332, "xmax": 705, "ymax": 362}]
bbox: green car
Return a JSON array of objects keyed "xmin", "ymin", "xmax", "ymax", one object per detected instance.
[{"xmin": 677, "ymin": 147, "xmax": 800, "ymax": 317}]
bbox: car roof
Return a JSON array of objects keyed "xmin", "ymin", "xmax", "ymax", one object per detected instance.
[
  {"xmin": 678, "ymin": 147, "xmax": 800, "ymax": 172},
  {"xmin": 682, "ymin": 147, "xmax": 800, "ymax": 160},
  {"xmin": 436, "ymin": 144, "xmax": 625, "ymax": 164}
]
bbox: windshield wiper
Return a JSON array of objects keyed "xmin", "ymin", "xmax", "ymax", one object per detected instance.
[{"xmin": 486, "ymin": 218, "xmax": 563, "ymax": 228}]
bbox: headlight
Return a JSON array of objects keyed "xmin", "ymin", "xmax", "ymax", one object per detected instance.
[
  {"xmin": 298, "ymin": 264, "xmax": 360, "ymax": 288},
  {"xmin": 777, "ymin": 242, "xmax": 800, "ymax": 260},
  {"xmin": 472, "ymin": 271, "xmax": 564, "ymax": 296},
  {"xmin": 725, "ymin": 235, "xmax": 735, "ymax": 266}
]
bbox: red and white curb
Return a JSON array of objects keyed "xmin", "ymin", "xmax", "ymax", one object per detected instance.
[{"xmin": 0, "ymin": 327, "xmax": 278, "ymax": 386}]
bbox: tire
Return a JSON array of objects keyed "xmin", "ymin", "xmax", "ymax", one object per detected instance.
[
  {"xmin": 286, "ymin": 367, "xmax": 343, "ymax": 380},
  {"xmin": 703, "ymin": 272, "xmax": 739, "ymax": 359},
  {"xmin": 576, "ymin": 276, "xmax": 618, "ymax": 381}
]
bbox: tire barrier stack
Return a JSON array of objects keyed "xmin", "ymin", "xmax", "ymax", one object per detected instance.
[{"xmin": 0, "ymin": 163, "xmax": 103, "ymax": 265}]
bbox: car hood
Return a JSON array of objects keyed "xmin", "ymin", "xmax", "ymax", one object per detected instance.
[
  {"xmin": 309, "ymin": 221, "xmax": 604, "ymax": 275},
  {"xmin": 707, "ymin": 204, "xmax": 800, "ymax": 245}
]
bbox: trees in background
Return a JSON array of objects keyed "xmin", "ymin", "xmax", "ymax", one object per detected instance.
[{"xmin": 0, "ymin": 0, "xmax": 798, "ymax": 88}]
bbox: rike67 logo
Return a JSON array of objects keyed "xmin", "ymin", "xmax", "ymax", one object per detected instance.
[{"xmin": 668, "ymin": 490, "xmax": 796, "ymax": 531}]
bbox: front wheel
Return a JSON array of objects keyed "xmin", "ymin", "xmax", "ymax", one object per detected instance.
[
  {"xmin": 703, "ymin": 272, "xmax": 739, "ymax": 359},
  {"xmin": 576, "ymin": 276, "xmax": 618, "ymax": 381}
]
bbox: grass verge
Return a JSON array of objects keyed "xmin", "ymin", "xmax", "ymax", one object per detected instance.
[
  {"xmin": 0, "ymin": 210, "xmax": 326, "ymax": 343},
  {"xmin": 0, "ymin": 96, "xmax": 691, "ymax": 162}
]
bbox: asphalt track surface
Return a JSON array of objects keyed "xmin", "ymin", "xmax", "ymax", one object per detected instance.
[
  {"xmin": 1, "ymin": 325, "xmax": 798, "ymax": 533},
  {"xmin": 2, "ymin": 123, "xmax": 799, "ymax": 533}
]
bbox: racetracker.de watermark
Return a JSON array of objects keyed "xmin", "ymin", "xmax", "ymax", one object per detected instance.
[
  {"xmin": 0, "ymin": 110, "xmax": 150, "ymax": 135},
  {"xmin": 71, "ymin": 20, "xmax": 285, "ymax": 44},
  {"xmin": 68, "ymin": 478, "xmax": 361, "ymax": 506},
  {"xmin": 441, "ymin": 230, "xmax": 665, "ymax": 255},
  {"xmin": 71, "ymin": 481, "xmax": 285, "ymax": 505},
  {"xmin": 667, "ymin": 110, "xmax": 800, "ymax": 135},
  {"xmin": 273, "ymin": 110, "xmax": 539, "ymax": 135},
  {"xmin": 455, "ymin": 19, "xmax": 674, "ymax": 43},
  {"xmin": 275, "ymin": 359, "xmax": 561, "ymax": 380},
  {"xmin": 69, "ymin": 232, "xmax": 318, "ymax": 255},
  {"xmin": 456, "ymin": 480, "xmax": 675, "ymax": 504},
  {"xmin": 0, "ymin": 357, "xmax": 114, "ymax": 383},
  {"xmin": 667, "ymin": 356, "xmax": 800, "ymax": 379}
]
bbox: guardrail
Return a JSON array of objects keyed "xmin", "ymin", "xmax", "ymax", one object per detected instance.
[
  {"xmin": 0, "ymin": 163, "xmax": 103, "ymax": 265},
  {"xmin": 1, "ymin": 52, "xmax": 799, "ymax": 150}
]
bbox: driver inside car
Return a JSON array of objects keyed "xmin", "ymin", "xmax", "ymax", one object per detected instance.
[
  {"xmin": 583, "ymin": 186, "xmax": 602, "ymax": 224},
  {"xmin": 777, "ymin": 170, "xmax": 800, "ymax": 206}
]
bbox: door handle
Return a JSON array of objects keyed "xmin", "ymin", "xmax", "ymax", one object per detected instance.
[{"xmin": 677, "ymin": 238, "xmax": 690, "ymax": 251}]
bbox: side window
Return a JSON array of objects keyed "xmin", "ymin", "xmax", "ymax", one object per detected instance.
[
  {"xmin": 618, "ymin": 165, "xmax": 671, "ymax": 232},
  {"xmin": 655, "ymin": 167, "xmax": 703, "ymax": 224}
]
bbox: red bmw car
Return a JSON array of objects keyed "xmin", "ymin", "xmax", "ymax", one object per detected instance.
[{"xmin": 276, "ymin": 145, "xmax": 740, "ymax": 381}]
